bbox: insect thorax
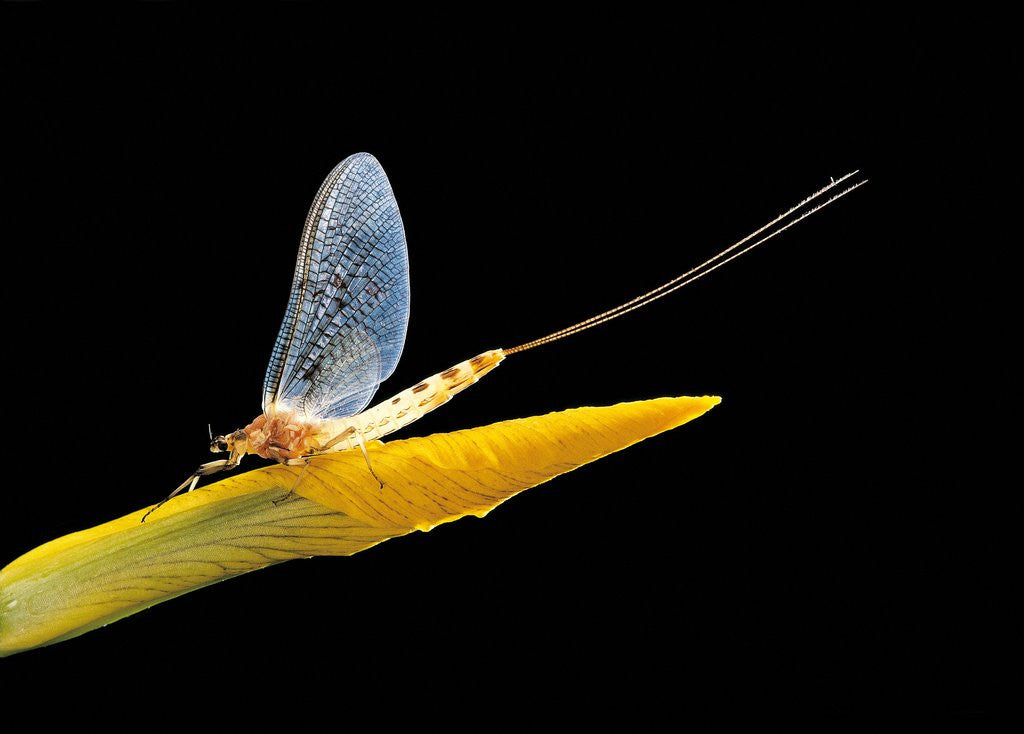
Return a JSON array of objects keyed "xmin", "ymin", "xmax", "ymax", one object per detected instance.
[{"xmin": 242, "ymin": 408, "xmax": 322, "ymax": 460}]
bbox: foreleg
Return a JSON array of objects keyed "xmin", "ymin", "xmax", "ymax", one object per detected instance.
[{"xmin": 141, "ymin": 458, "xmax": 237, "ymax": 523}]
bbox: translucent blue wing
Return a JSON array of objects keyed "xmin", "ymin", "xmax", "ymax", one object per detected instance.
[{"xmin": 263, "ymin": 153, "xmax": 410, "ymax": 419}]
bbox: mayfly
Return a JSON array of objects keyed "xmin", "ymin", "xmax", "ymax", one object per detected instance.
[{"xmin": 141, "ymin": 153, "xmax": 865, "ymax": 522}]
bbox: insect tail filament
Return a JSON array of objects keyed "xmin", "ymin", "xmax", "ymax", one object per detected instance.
[{"xmin": 504, "ymin": 172, "xmax": 867, "ymax": 355}]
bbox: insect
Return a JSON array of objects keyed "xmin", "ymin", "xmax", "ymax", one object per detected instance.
[{"xmin": 141, "ymin": 153, "xmax": 865, "ymax": 522}]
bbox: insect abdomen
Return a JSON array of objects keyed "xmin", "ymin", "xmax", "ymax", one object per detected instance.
[{"xmin": 319, "ymin": 349, "xmax": 505, "ymax": 446}]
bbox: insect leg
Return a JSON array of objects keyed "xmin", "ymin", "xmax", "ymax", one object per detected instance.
[
  {"xmin": 141, "ymin": 459, "xmax": 236, "ymax": 523},
  {"xmin": 320, "ymin": 425, "xmax": 384, "ymax": 489},
  {"xmin": 320, "ymin": 425, "xmax": 357, "ymax": 451},
  {"xmin": 354, "ymin": 432, "xmax": 385, "ymax": 490},
  {"xmin": 272, "ymin": 457, "xmax": 311, "ymax": 506}
]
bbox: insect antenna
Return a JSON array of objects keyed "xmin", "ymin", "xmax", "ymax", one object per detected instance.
[{"xmin": 503, "ymin": 172, "xmax": 867, "ymax": 355}]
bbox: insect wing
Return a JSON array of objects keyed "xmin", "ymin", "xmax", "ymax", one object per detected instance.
[
  {"xmin": 263, "ymin": 153, "xmax": 410, "ymax": 419},
  {"xmin": 278, "ymin": 327, "xmax": 383, "ymax": 419}
]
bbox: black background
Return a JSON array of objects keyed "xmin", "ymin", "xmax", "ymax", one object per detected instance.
[{"xmin": 0, "ymin": 8, "xmax": 1007, "ymax": 720}]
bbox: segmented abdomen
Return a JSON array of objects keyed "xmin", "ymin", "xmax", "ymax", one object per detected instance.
[{"xmin": 315, "ymin": 349, "xmax": 505, "ymax": 448}]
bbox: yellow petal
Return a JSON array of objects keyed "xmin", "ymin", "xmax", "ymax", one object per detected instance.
[
  {"xmin": 284, "ymin": 396, "xmax": 721, "ymax": 530},
  {"xmin": 0, "ymin": 395, "xmax": 718, "ymax": 656}
]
